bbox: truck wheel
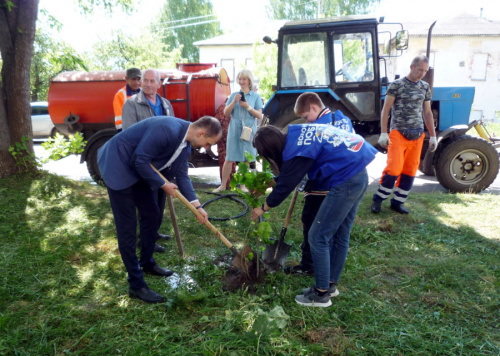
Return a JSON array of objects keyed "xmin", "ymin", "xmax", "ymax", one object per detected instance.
[
  {"xmin": 434, "ymin": 135, "xmax": 499, "ymax": 193},
  {"xmin": 85, "ymin": 136, "xmax": 110, "ymax": 185}
]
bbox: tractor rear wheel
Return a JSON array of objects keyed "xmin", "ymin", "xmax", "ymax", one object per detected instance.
[{"xmin": 434, "ymin": 135, "xmax": 499, "ymax": 193}]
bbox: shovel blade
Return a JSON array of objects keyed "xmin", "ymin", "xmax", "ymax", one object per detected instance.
[{"xmin": 262, "ymin": 238, "xmax": 292, "ymax": 272}]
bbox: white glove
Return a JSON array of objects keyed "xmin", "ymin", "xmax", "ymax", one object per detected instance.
[
  {"xmin": 429, "ymin": 136, "xmax": 438, "ymax": 152},
  {"xmin": 378, "ymin": 133, "xmax": 390, "ymax": 148}
]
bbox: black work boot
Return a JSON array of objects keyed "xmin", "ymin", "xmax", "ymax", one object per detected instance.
[{"xmin": 371, "ymin": 200, "xmax": 382, "ymax": 213}]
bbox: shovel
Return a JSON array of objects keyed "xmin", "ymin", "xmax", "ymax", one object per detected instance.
[
  {"xmin": 150, "ymin": 164, "xmax": 256, "ymax": 274},
  {"xmin": 262, "ymin": 187, "xmax": 299, "ymax": 271}
]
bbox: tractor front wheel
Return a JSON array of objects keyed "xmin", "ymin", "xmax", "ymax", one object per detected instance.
[{"xmin": 434, "ymin": 135, "xmax": 499, "ymax": 193}]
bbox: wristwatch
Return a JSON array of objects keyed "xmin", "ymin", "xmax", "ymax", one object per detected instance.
[
  {"xmin": 246, "ymin": 106, "xmax": 253, "ymax": 112},
  {"xmin": 261, "ymin": 203, "xmax": 269, "ymax": 212}
]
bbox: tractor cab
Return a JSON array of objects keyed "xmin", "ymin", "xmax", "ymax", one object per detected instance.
[{"xmin": 263, "ymin": 16, "xmax": 407, "ymax": 146}]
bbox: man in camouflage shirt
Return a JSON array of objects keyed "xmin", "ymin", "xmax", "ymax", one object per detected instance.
[{"xmin": 371, "ymin": 55, "xmax": 437, "ymax": 214}]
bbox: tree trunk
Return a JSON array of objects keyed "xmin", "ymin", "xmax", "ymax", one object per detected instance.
[{"xmin": 0, "ymin": 0, "xmax": 39, "ymax": 178}]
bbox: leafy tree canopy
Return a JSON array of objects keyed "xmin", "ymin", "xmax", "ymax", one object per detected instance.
[
  {"xmin": 267, "ymin": 0, "xmax": 380, "ymax": 20},
  {"xmin": 31, "ymin": 28, "xmax": 87, "ymax": 102},
  {"xmin": 85, "ymin": 29, "xmax": 182, "ymax": 71},
  {"xmin": 153, "ymin": 0, "xmax": 222, "ymax": 62}
]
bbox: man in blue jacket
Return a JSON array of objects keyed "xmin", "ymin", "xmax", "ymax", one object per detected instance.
[{"xmin": 98, "ymin": 116, "xmax": 221, "ymax": 303}]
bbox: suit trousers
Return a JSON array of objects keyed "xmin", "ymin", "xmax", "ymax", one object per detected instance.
[{"xmin": 107, "ymin": 180, "xmax": 160, "ymax": 290}]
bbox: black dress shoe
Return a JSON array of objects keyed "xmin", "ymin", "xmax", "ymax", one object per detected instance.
[
  {"xmin": 143, "ymin": 265, "xmax": 173, "ymax": 277},
  {"xmin": 154, "ymin": 243, "xmax": 166, "ymax": 253},
  {"xmin": 371, "ymin": 200, "xmax": 382, "ymax": 213},
  {"xmin": 129, "ymin": 287, "xmax": 164, "ymax": 303},
  {"xmin": 157, "ymin": 233, "xmax": 171, "ymax": 241},
  {"xmin": 390, "ymin": 204, "xmax": 409, "ymax": 214}
]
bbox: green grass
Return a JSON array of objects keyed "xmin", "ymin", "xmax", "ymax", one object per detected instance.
[{"xmin": 0, "ymin": 172, "xmax": 499, "ymax": 355}]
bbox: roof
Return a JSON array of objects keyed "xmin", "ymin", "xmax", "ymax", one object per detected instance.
[
  {"xmin": 194, "ymin": 20, "xmax": 286, "ymax": 47},
  {"xmin": 195, "ymin": 14, "xmax": 500, "ymax": 48},
  {"xmin": 400, "ymin": 14, "xmax": 500, "ymax": 36},
  {"xmin": 283, "ymin": 15, "xmax": 376, "ymax": 27}
]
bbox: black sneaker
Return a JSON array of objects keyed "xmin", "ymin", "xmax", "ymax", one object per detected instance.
[
  {"xmin": 284, "ymin": 264, "xmax": 314, "ymax": 276},
  {"xmin": 295, "ymin": 287, "xmax": 332, "ymax": 307},
  {"xmin": 302, "ymin": 284, "xmax": 339, "ymax": 297}
]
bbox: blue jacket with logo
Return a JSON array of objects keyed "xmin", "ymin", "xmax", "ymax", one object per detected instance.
[{"xmin": 266, "ymin": 123, "xmax": 376, "ymax": 208}]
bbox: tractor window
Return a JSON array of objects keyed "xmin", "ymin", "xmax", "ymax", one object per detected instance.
[
  {"xmin": 333, "ymin": 32, "xmax": 374, "ymax": 83},
  {"xmin": 281, "ymin": 32, "xmax": 329, "ymax": 87}
]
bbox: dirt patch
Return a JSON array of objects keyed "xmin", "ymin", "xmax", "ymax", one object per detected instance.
[
  {"xmin": 377, "ymin": 219, "xmax": 393, "ymax": 232},
  {"xmin": 306, "ymin": 327, "xmax": 350, "ymax": 355},
  {"xmin": 214, "ymin": 254, "xmax": 267, "ymax": 293}
]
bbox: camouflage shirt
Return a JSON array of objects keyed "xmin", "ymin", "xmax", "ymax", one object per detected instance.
[{"xmin": 386, "ymin": 77, "xmax": 431, "ymax": 131}]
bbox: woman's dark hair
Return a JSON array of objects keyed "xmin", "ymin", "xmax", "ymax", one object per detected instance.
[{"xmin": 252, "ymin": 126, "xmax": 287, "ymax": 171}]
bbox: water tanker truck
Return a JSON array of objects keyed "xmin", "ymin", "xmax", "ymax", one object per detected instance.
[
  {"xmin": 47, "ymin": 63, "xmax": 231, "ymax": 183},
  {"xmin": 262, "ymin": 16, "xmax": 499, "ymax": 193}
]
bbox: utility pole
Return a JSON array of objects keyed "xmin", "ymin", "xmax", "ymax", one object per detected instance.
[{"xmin": 317, "ymin": 0, "xmax": 323, "ymax": 18}]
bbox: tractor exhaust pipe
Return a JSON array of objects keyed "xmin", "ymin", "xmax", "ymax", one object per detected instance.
[{"xmin": 422, "ymin": 21, "xmax": 437, "ymax": 95}]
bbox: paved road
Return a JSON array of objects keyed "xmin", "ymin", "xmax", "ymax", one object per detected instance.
[{"xmin": 34, "ymin": 143, "xmax": 500, "ymax": 195}]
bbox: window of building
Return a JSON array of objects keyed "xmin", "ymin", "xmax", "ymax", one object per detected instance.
[
  {"xmin": 221, "ymin": 59, "xmax": 235, "ymax": 83},
  {"xmin": 245, "ymin": 58, "xmax": 254, "ymax": 71},
  {"xmin": 471, "ymin": 53, "xmax": 488, "ymax": 81}
]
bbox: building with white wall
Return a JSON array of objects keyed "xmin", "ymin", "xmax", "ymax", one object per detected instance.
[
  {"xmin": 194, "ymin": 21, "xmax": 285, "ymax": 92},
  {"xmin": 389, "ymin": 14, "xmax": 500, "ymax": 123},
  {"xmin": 195, "ymin": 15, "xmax": 500, "ymax": 122}
]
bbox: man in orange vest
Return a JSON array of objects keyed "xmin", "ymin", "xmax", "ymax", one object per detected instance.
[{"xmin": 113, "ymin": 68, "xmax": 142, "ymax": 132}]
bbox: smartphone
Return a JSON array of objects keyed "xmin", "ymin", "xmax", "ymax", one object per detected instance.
[{"xmin": 239, "ymin": 91, "xmax": 246, "ymax": 102}]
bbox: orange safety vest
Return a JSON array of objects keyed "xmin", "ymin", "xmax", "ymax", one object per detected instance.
[{"xmin": 113, "ymin": 86, "xmax": 130, "ymax": 130}]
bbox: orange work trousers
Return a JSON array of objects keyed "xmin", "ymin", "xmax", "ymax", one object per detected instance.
[{"xmin": 380, "ymin": 130, "xmax": 424, "ymax": 186}]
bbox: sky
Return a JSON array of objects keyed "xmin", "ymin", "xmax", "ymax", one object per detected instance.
[{"xmin": 38, "ymin": 0, "xmax": 500, "ymax": 54}]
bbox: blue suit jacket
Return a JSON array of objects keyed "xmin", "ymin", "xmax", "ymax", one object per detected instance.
[{"xmin": 97, "ymin": 116, "xmax": 197, "ymax": 202}]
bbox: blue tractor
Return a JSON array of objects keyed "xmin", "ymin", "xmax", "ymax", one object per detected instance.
[{"xmin": 262, "ymin": 16, "xmax": 499, "ymax": 193}]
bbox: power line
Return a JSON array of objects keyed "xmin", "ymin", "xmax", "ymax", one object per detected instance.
[
  {"xmin": 153, "ymin": 18, "xmax": 220, "ymax": 32},
  {"xmin": 152, "ymin": 14, "xmax": 217, "ymax": 27}
]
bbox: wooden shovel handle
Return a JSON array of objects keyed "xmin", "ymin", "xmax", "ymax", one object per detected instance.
[
  {"xmin": 283, "ymin": 187, "xmax": 299, "ymax": 228},
  {"xmin": 150, "ymin": 163, "xmax": 240, "ymax": 256},
  {"xmin": 166, "ymin": 195, "xmax": 184, "ymax": 258}
]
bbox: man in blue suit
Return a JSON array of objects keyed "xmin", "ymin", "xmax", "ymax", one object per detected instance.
[{"xmin": 98, "ymin": 116, "xmax": 222, "ymax": 303}]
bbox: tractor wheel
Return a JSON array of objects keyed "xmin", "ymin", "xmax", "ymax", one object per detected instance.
[
  {"xmin": 272, "ymin": 105, "xmax": 305, "ymax": 131},
  {"xmin": 85, "ymin": 136, "xmax": 111, "ymax": 185},
  {"xmin": 434, "ymin": 135, "xmax": 499, "ymax": 193}
]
